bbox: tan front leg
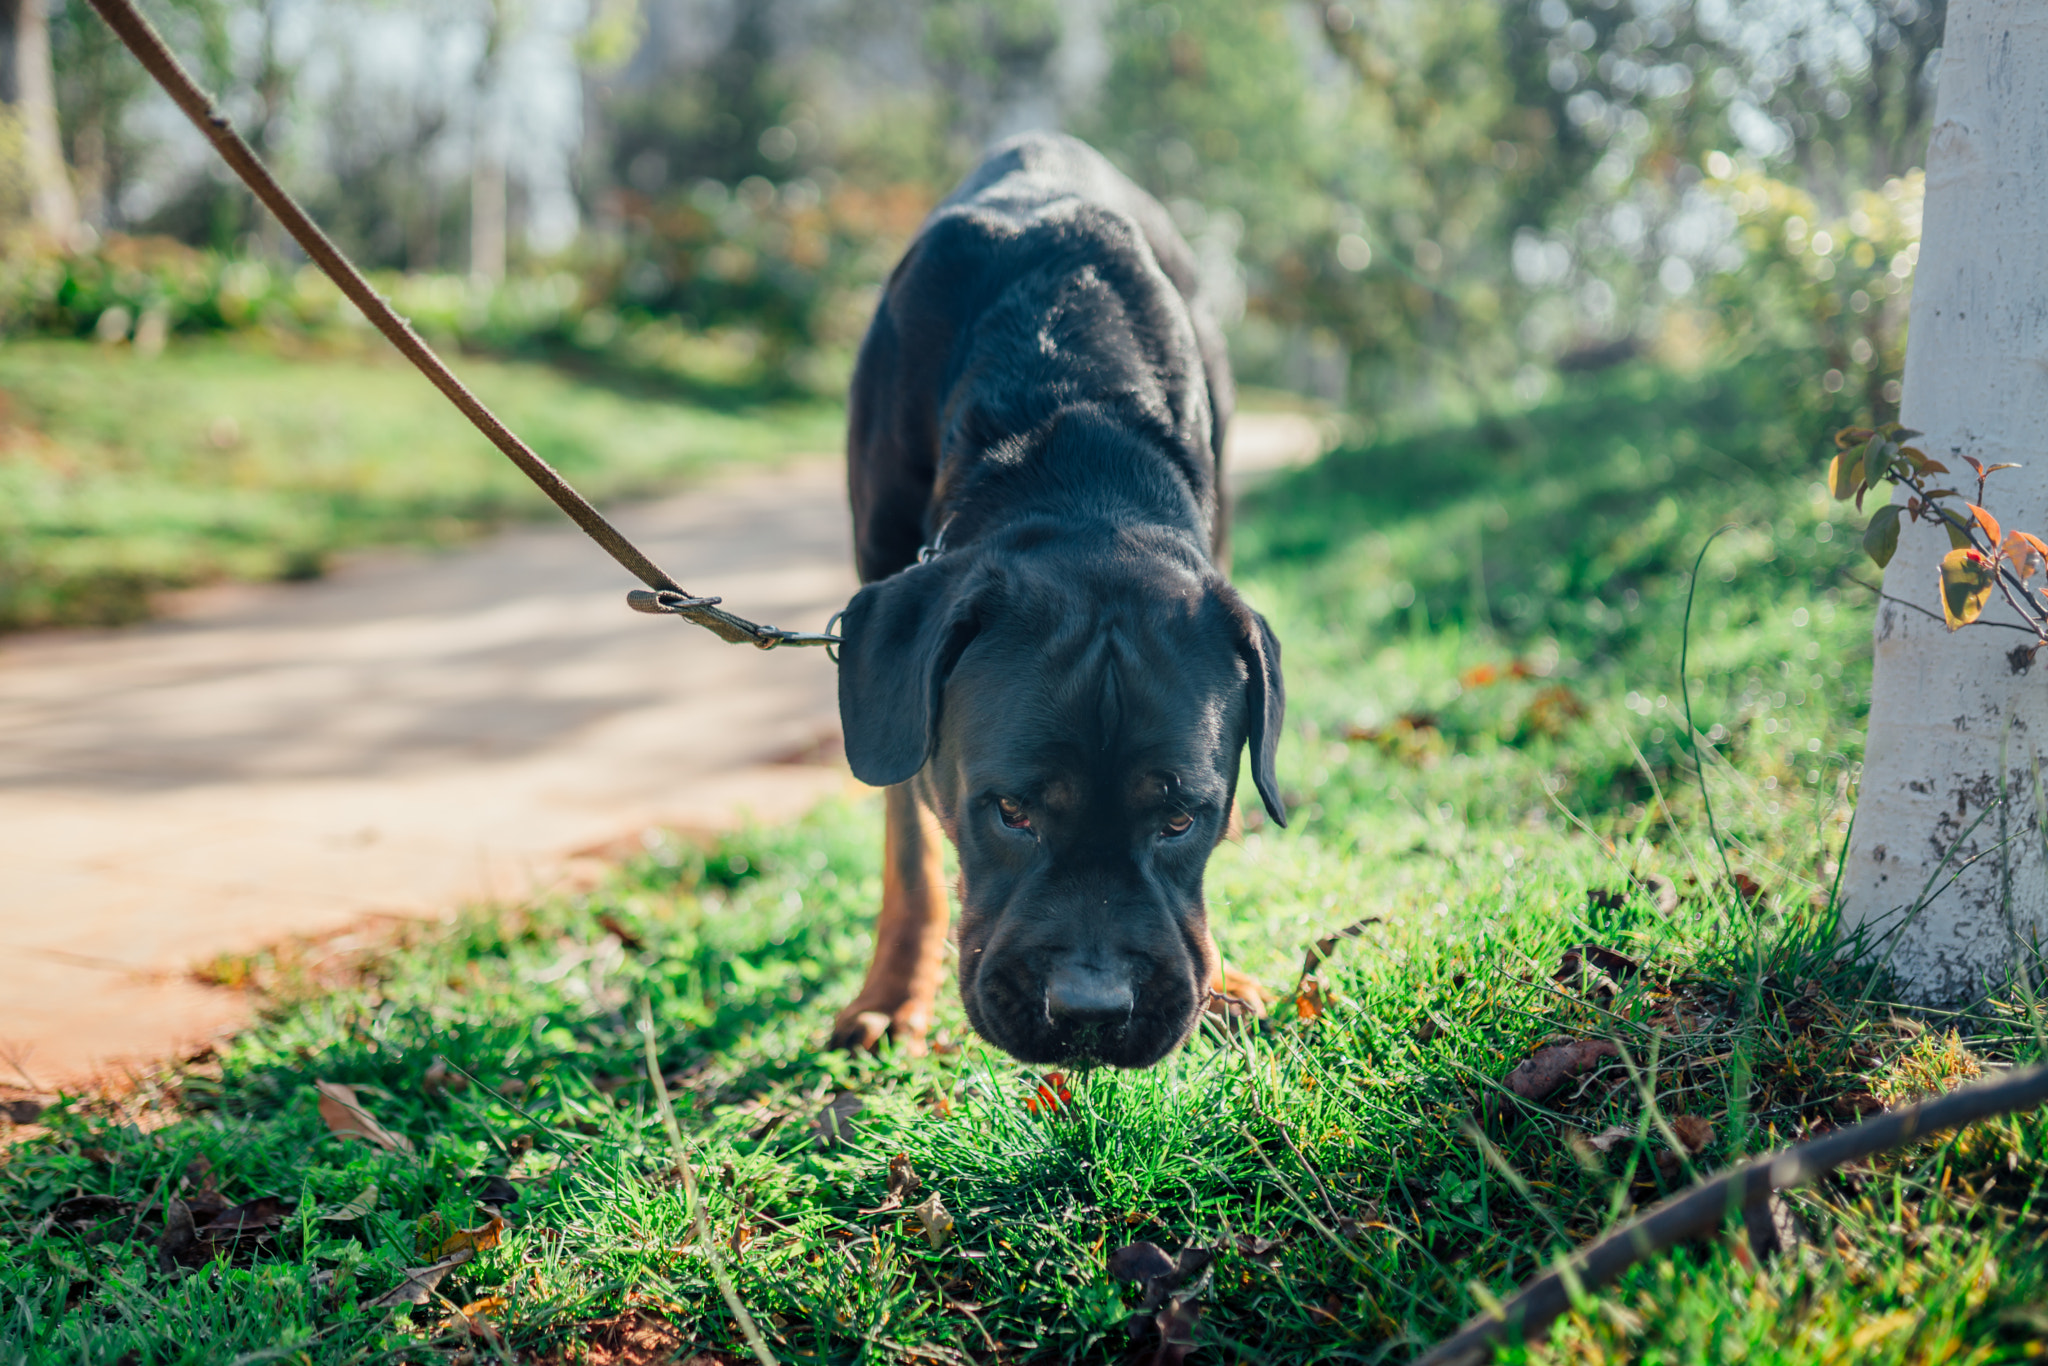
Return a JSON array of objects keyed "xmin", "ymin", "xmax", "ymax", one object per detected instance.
[{"xmin": 832, "ymin": 782, "xmax": 951, "ymax": 1055}]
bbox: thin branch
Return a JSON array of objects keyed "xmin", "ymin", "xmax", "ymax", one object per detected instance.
[
  {"xmin": 1843, "ymin": 574, "xmax": 2038, "ymax": 634},
  {"xmin": 1409, "ymin": 1062, "xmax": 2048, "ymax": 1366}
]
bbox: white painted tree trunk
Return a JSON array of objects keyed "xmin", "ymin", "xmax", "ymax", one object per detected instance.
[
  {"xmin": 10, "ymin": 0, "xmax": 79, "ymax": 244},
  {"xmin": 1843, "ymin": 0, "xmax": 2048, "ymax": 1002}
]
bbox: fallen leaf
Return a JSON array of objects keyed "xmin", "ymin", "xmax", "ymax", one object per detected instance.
[
  {"xmin": 1294, "ymin": 977, "xmax": 1329, "ymax": 1021},
  {"xmin": 1502, "ymin": 1038, "xmax": 1620, "ymax": 1102},
  {"xmin": 422, "ymin": 1056, "xmax": 469, "ymax": 1096},
  {"xmin": 1108, "ymin": 1241, "xmax": 1177, "ymax": 1285},
  {"xmin": 1, "ymin": 1098, "xmax": 48, "ymax": 1125},
  {"xmin": 812, "ymin": 1093, "xmax": 863, "ymax": 1148},
  {"xmin": 198, "ymin": 1196, "xmax": 293, "ymax": 1242},
  {"xmin": 596, "ymin": 912, "xmax": 645, "ymax": 950},
  {"xmin": 315, "ymin": 1081, "xmax": 414, "ymax": 1154},
  {"xmin": 1518, "ymin": 685, "xmax": 1587, "ymax": 739},
  {"xmin": 1232, "ymin": 1234, "xmax": 1283, "ymax": 1265},
  {"xmin": 319, "ymin": 1184, "xmax": 380, "ymax": 1222},
  {"xmin": 912, "ymin": 1192, "xmax": 953, "ymax": 1249},
  {"xmin": 435, "ymin": 1213, "xmax": 506, "ymax": 1259},
  {"xmin": 1460, "ymin": 662, "xmax": 1500, "ymax": 688},
  {"xmin": 861, "ymin": 1153, "xmax": 925, "ymax": 1215},
  {"xmin": 458, "ymin": 1293, "xmax": 508, "ymax": 1320},
  {"xmin": 1577, "ymin": 1124, "xmax": 1635, "ymax": 1155},
  {"xmin": 1553, "ymin": 943, "xmax": 1641, "ymax": 982},
  {"xmin": 47, "ymin": 1194, "xmax": 128, "ymax": 1233},
  {"xmin": 1147, "ymin": 1296, "xmax": 1202, "ymax": 1365},
  {"xmin": 1832, "ymin": 1091, "xmax": 1885, "ymax": 1120},
  {"xmin": 181, "ymin": 1156, "xmax": 229, "ymax": 1224},
  {"xmin": 1643, "ymin": 875, "xmax": 1680, "ymax": 915},
  {"xmin": 1301, "ymin": 918, "xmax": 1384, "ymax": 977},
  {"xmin": 471, "ymin": 1176, "xmax": 519, "ymax": 1210},
  {"xmin": 365, "ymin": 1247, "xmax": 474, "ymax": 1309},
  {"xmin": 157, "ymin": 1198, "xmax": 197, "ymax": 1259},
  {"xmin": 1669, "ymin": 1114, "xmax": 1716, "ymax": 1155},
  {"xmin": 1110, "ymin": 1243, "xmax": 1214, "ymax": 1363}
]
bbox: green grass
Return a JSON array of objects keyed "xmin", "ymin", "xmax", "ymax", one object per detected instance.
[
  {"xmin": 0, "ymin": 336, "xmax": 843, "ymax": 631},
  {"xmin": 5, "ymin": 352, "xmax": 2047, "ymax": 1365}
]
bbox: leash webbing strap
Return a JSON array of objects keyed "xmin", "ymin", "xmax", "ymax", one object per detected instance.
[{"xmin": 84, "ymin": 0, "xmax": 839, "ymax": 651}]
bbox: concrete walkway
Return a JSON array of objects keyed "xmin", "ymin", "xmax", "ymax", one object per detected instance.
[{"xmin": 0, "ymin": 413, "xmax": 1325, "ymax": 1088}]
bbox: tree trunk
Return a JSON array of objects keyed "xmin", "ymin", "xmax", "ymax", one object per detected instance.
[
  {"xmin": 469, "ymin": 136, "xmax": 506, "ymax": 281},
  {"xmin": 4, "ymin": 0, "xmax": 80, "ymax": 243},
  {"xmin": 1843, "ymin": 0, "xmax": 2048, "ymax": 1002}
]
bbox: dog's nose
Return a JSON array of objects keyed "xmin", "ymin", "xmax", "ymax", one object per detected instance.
[{"xmin": 1045, "ymin": 962, "xmax": 1134, "ymax": 1026}]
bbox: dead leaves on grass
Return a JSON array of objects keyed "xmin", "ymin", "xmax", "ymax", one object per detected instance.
[
  {"xmin": 316, "ymin": 1080, "xmax": 413, "ymax": 1154},
  {"xmin": 1294, "ymin": 918, "xmax": 1382, "ymax": 1021},
  {"xmin": 365, "ymin": 1247, "xmax": 476, "ymax": 1309},
  {"xmin": 859, "ymin": 1153, "xmax": 924, "ymax": 1215},
  {"xmin": 1108, "ymin": 1242, "xmax": 1214, "ymax": 1365},
  {"xmin": 1503, "ymin": 1038, "xmax": 1621, "ymax": 1104}
]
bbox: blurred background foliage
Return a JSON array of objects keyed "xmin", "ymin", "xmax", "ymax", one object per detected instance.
[{"xmin": 0, "ymin": 0, "xmax": 1944, "ymax": 416}]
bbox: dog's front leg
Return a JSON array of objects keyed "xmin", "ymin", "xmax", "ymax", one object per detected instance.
[{"xmin": 831, "ymin": 781, "xmax": 951, "ymax": 1054}]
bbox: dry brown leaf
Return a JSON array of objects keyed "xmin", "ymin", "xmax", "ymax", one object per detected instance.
[
  {"xmin": 1553, "ymin": 944, "xmax": 1642, "ymax": 986},
  {"xmin": 912, "ymin": 1192, "xmax": 953, "ymax": 1249},
  {"xmin": 198, "ymin": 1196, "xmax": 292, "ymax": 1243},
  {"xmin": 318, "ymin": 1184, "xmax": 379, "ymax": 1222},
  {"xmin": 1669, "ymin": 1114, "xmax": 1716, "ymax": 1155},
  {"xmin": 365, "ymin": 1247, "xmax": 474, "ymax": 1308},
  {"xmin": 1581, "ymin": 1124, "xmax": 1635, "ymax": 1155},
  {"xmin": 315, "ymin": 1081, "xmax": 414, "ymax": 1154},
  {"xmin": 1503, "ymin": 1039, "xmax": 1620, "ymax": 1102},
  {"xmin": 1301, "ymin": 918, "xmax": 1384, "ymax": 977},
  {"xmin": 1108, "ymin": 1241, "xmax": 1177, "ymax": 1284},
  {"xmin": 861, "ymin": 1153, "xmax": 924, "ymax": 1215},
  {"xmin": 156, "ymin": 1198, "xmax": 196, "ymax": 1259},
  {"xmin": 422, "ymin": 1056, "xmax": 469, "ymax": 1096},
  {"xmin": 435, "ymin": 1213, "xmax": 506, "ymax": 1258},
  {"xmin": 812, "ymin": 1093, "xmax": 863, "ymax": 1148}
]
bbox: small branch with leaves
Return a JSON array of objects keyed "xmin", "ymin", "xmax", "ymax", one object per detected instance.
[{"xmin": 1831, "ymin": 422, "xmax": 2048, "ymax": 649}]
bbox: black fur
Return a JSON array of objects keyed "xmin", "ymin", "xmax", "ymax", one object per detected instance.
[{"xmin": 837, "ymin": 132, "xmax": 1285, "ymax": 1067}]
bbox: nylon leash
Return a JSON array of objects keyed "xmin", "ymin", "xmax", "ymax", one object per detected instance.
[{"xmin": 85, "ymin": 0, "xmax": 839, "ymax": 651}]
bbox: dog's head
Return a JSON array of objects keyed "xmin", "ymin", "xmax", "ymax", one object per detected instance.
[{"xmin": 836, "ymin": 527, "xmax": 1284, "ymax": 1067}]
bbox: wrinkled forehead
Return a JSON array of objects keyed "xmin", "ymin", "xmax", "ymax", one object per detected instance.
[{"xmin": 943, "ymin": 589, "xmax": 1245, "ymax": 794}]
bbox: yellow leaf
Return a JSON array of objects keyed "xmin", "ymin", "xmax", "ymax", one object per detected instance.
[
  {"xmin": 435, "ymin": 1213, "xmax": 506, "ymax": 1258},
  {"xmin": 1940, "ymin": 549, "xmax": 1996, "ymax": 630},
  {"xmin": 1827, "ymin": 451, "xmax": 1862, "ymax": 500}
]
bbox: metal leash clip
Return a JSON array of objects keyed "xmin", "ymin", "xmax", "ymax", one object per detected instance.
[{"xmin": 627, "ymin": 589, "xmax": 724, "ymax": 616}]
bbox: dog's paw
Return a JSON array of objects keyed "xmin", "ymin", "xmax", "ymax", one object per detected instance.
[{"xmin": 830, "ymin": 1000, "xmax": 931, "ymax": 1056}]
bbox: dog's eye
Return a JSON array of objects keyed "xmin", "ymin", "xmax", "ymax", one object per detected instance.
[
  {"xmin": 998, "ymin": 797, "xmax": 1031, "ymax": 830},
  {"xmin": 1161, "ymin": 812, "xmax": 1193, "ymax": 838}
]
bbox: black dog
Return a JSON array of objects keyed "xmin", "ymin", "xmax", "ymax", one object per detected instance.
[{"xmin": 831, "ymin": 132, "xmax": 1285, "ymax": 1069}]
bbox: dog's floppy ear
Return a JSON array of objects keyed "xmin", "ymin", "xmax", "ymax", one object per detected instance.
[
  {"xmin": 1217, "ymin": 584, "xmax": 1287, "ymax": 827},
  {"xmin": 836, "ymin": 557, "xmax": 990, "ymax": 788}
]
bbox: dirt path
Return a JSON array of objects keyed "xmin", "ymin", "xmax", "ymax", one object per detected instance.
[{"xmin": 0, "ymin": 413, "xmax": 1325, "ymax": 1088}]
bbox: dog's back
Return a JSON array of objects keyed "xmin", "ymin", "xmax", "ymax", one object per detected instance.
[{"xmin": 847, "ymin": 132, "xmax": 1234, "ymax": 584}]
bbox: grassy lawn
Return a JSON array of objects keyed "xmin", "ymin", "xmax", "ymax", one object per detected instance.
[
  {"xmin": 0, "ymin": 336, "xmax": 843, "ymax": 632},
  {"xmin": 5, "ymin": 352, "xmax": 2046, "ymax": 1364}
]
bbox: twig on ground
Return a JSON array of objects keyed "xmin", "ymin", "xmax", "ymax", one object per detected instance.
[{"xmin": 1409, "ymin": 1062, "xmax": 2048, "ymax": 1366}]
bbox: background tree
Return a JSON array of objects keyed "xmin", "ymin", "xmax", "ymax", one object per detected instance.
[
  {"xmin": 1841, "ymin": 0, "xmax": 2048, "ymax": 1002},
  {"xmin": 3, "ymin": 0, "xmax": 81, "ymax": 241}
]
